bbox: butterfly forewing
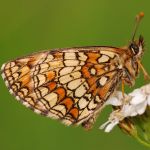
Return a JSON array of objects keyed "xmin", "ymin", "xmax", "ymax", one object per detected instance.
[{"xmin": 1, "ymin": 47, "xmax": 123, "ymax": 126}]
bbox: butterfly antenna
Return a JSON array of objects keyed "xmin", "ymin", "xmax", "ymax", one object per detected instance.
[{"xmin": 132, "ymin": 12, "xmax": 144, "ymax": 41}]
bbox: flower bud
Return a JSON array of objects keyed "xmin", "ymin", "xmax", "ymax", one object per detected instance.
[{"xmin": 118, "ymin": 106, "xmax": 150, "ymax": 147}]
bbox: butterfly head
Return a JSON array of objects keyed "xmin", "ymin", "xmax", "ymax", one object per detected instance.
[{"xmin": 129, "ymin": 35, "xmax": 144, "ymax": 58}]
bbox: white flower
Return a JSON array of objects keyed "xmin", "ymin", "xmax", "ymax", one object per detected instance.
[
  {"xmin": 147, "ymin": 95, "xmax": 150, "ymax": 105},
  {"xmin": 129, "ymin": 89, "xmax": 146, "ymax": 105},
  {"xmin": 105, "ymin": 91, "xmax": 124, "ymax": 106},
  {"xmin": 100, "ymin": 84, "xmax": 150, "ymax": 132}
]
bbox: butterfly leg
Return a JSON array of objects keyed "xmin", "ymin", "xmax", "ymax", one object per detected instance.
[
  {"xmin": 121, "ymin": 79, "xmax": 129, "ymax": 107},
  {"xmin": 82, "ymin": 104, "xmax": 104, "ymax": 130},
  {"xmin": 138, "ymin": 60, "xmax": 150, "ymax": 80},
  {"xmin": 121, "ymin": 79, "xmax": 125, "ymax": 98},
  {"xmin": 82, "ymin": 114, "xmax": 97, "ymax": 130}
]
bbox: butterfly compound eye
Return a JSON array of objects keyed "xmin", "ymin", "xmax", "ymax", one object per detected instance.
[{"xmin": 129, "ymin": 43, "xmax": 139, "ymax": 55}]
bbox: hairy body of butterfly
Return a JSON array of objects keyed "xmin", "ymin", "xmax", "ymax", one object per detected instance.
[{"xmin": 1, "ymin": 36, "xmax": 145, "ymax": 129}]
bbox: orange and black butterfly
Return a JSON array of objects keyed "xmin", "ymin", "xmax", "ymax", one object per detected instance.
[{"xmin": 1, "ymin": 12, "xmax": 149, "ymax": 129}]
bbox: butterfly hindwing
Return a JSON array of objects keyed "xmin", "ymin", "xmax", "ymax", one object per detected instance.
[{"xmin": 1, "ymin": 47, "xmax": 123, "ymax": 126}]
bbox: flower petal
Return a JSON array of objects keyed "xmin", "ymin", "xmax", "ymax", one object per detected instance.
[
  {"xmin": 147, "ymin": 95, "xmax": 150, "ymax": 106},
  {"xmin": 105, "ymin": 96, "xmax": 122, "ymax": 106},
  {"xmin": 129, "ymin": 89, "xmax": 146, "ymax": 105},
  {"xmin": 135, "ymin": 101, "xmax": 147, "ymax": 115}
]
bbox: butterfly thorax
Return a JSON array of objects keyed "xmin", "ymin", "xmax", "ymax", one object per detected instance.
[{"xmin": 121, "ymin": 36, "xmax": 144, "ymax": 86}]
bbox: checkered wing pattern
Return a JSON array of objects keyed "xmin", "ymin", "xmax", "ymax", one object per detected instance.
[{"xmin": 1, "ymin": 47, "xmax": 123, "ymax": 126}]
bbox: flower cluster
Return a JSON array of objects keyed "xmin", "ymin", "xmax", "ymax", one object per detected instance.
[{"xmin": 100, "ymin": 83, "xmax": 150, "ymax": 132}]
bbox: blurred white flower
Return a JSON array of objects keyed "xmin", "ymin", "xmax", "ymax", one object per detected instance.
[{"xmin": 100, "ymin": 83, "xmax": 150, "ymax": 132}]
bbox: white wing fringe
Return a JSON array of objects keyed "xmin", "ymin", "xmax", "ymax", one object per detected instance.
[{"xmin": 100, "ymin": 83, "xmax": 150, "ymax": 132}]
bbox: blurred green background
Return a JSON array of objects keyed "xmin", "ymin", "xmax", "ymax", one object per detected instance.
[{"xmin": 0, "ymin": 0, "xmax": 150, "ymax": 150}]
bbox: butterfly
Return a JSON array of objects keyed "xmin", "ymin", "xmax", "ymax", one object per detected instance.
[{"xmin": 1, "ymin": 12, "xmax": 149, "ymax": 130}]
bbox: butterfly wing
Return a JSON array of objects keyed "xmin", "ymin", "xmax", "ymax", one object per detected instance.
[{"xmin": 1, "ymin": 47, "xmax": 124, "ymax": 126}]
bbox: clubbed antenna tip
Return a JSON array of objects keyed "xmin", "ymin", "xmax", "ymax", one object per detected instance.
[
  {"xmin": 136, "ymin": 12, "xmax": 144, "ymax": 22},
  {"xmin": 132, "ymin": 12, "xmax": 144, "ymax": 41}
]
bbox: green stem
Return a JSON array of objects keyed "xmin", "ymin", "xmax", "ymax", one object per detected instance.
[{"xmin": 133, "ymin": 134, "xmax": 150, "ymax": 148}]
